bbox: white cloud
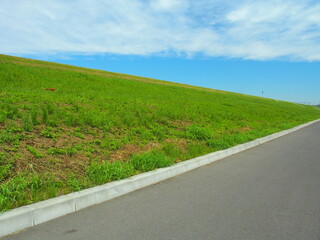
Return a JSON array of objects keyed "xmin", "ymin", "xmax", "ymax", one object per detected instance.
[{"xmin": 0, "ymin": 0, "xmax": 320, "ymax": 61}]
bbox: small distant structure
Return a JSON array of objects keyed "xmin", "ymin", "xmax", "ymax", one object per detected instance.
[{"xmin": 45, "ymin": 88, "xmax": 56, "ymax": 91}]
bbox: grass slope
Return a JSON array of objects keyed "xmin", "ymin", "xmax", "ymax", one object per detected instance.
[{"xmin": 0, "ymin": 54, "xmax": 319, "ymax": 212}]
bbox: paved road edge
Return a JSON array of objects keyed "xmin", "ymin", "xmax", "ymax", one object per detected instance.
[{"xmin": 1, "ymin": 119, "xmax": 320, "ymax": 237}]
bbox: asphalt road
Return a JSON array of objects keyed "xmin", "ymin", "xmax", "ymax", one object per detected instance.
[{"xmin": 3, "ymin": 122, "xmax": 320, "ymax": 240}]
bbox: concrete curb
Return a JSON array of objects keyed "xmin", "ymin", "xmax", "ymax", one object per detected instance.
[{"xmin": 1, "ymin": 119, "xmax": 319, "ymax": 237}]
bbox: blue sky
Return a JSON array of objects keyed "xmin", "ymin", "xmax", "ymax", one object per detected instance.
[{"xmin": 1, "ymin": 0, "xmax": 320, "ymax": 104}]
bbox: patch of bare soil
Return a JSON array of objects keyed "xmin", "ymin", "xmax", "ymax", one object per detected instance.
[{"xmin": 110, "ymin": 142, "xmax": 161, "ymax": 162}]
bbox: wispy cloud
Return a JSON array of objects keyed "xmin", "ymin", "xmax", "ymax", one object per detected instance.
[{"xmin": 1, "ymin": 0, "xmax": 320, "ymax": 61}]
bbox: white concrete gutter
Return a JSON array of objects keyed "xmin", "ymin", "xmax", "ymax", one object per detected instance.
[{"xmin": 1, "ymin": 119, "xmax": 319, "ymax": 238}]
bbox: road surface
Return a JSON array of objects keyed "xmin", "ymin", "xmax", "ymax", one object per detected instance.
[{"xmin": 3, "ymin": 121, "xmax": 320, "ymax": 240}]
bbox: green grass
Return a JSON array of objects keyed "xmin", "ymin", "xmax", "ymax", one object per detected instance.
[
  {"xmin": 130, "ymin": 150, "xmax": 174, "ymax": 172},
  {"xmin": 87, "ymin": 161, "xmax": 135, "ymax": 185},
  {"xmin": 25, "ymin": 145, "xmax": 43, "ymax": 158},
  {"xmin": 0, "ymin": 54, "xmax": 319, "ymax": 212}
]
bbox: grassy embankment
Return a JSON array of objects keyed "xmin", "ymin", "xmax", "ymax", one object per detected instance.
[{"xmin": 0, "ymin": 54, "xmax": 319, "ymax": 212}]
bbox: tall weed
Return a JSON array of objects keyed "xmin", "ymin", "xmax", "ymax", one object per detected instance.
[
  {"xmin": 130, "ymin": 150, "xmax": 174, "ymax": 171},
  {"xmin": 87, "ymin": 161, "xmax": 135, "ymax": 185}
]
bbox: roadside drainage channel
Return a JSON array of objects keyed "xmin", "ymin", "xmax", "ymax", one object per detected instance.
[{"xmin": 1, "ymin": 119, "xmax": 319, "ymax": 238}]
